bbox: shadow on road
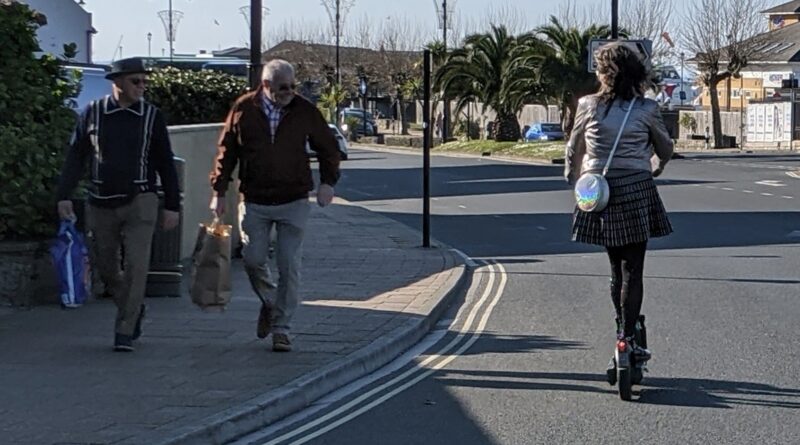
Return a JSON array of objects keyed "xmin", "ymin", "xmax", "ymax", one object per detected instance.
[
  {"xmin": 337, "ymin": 163, "xmax": 713, "ymax": 202},
  {"xmin": 434, "ymin": 368, "xmax": 800, "ymax": 409}
]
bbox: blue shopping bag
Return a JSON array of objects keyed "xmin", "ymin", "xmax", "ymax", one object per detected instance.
[{"xmin": 50, "ymin": 220, "xmax": 90, "ymax": 308}]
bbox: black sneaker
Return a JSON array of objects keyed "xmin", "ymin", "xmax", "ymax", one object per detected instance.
[
  {"xmin": 114, "ymin": 334, "xmax": 134, "ymax": 352},
  {"xmin": 132, "ymin": 304, "xmax": 146, "ymax": 340}
]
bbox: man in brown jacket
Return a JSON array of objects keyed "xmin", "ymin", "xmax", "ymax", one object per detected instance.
[{"xmin": 210, "ymin": 59, "xmax": 340, "ymax": 352}]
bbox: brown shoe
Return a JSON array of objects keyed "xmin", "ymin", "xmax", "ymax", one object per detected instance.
[
  {"xmin": 272, "ymin": 333, "xmax": 292, "ymax": 352},
  {"xmin": 256, "ymin": 303, "xmax": 272, "ymax": 339}
]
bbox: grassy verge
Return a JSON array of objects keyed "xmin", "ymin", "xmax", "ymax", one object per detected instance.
[{"xmin": 434, "ymin": 140, "xmax": 565, "ymax": 161}]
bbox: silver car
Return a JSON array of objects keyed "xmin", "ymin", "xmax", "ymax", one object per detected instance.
[{"xmin": 306, "ymin": 124, "xmax": 349, "ymax": 160}]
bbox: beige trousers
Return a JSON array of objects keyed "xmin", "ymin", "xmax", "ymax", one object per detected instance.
[{"xmin": 87, "ymin": 193, "xmax": 158, "ymax": 336}]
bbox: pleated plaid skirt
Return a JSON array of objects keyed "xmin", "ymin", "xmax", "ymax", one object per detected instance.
[{"xmin": 572, "ymin": 171, "xmax": 672, "ymax": 247}]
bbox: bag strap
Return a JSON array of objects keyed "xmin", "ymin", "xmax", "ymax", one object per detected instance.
[{"xmin": 602, "ymin": 98, "xmax": 637, "ymax": 176}]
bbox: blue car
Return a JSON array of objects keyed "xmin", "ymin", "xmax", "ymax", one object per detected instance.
[{"xmin": 525, "ymin": 123, "xmax": 565, "ymax": 141}]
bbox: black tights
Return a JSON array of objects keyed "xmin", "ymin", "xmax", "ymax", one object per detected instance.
[{"xmin": 606, "ymin": 242, "xmax": 648, "ymax": 338}]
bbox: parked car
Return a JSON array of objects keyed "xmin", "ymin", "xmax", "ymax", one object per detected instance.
[
  {"xmin": 524, "ymin": 122, "xmax": 565, "ymax": 141},
  {"xmin": 340, "ymin": 107, "xmax": 376, "ymax": 136},
  {"xmin": 306, "ymin": 124, "xmax": 349, "ymax": 160}
]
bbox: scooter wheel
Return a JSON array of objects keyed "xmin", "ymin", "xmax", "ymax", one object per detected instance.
[
  {"xmin": 618, "ymin": 367, "xmax": 633, "ymax": 401},
  {"xmin": 606, "ymin": 357, "xmax": 617, "ymax": 386},
  {"xmin": 632, "ymin": 367, "xmax": 644, "ymax": 385}
]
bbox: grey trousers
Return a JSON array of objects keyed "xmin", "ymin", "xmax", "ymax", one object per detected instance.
[
  {"xmin": 87, "ymin": 193, "xmax": 158, "ymax": 336},
  {"xmin": 241, "ymin": 199, "xmax": 310, "ymax": 335}
]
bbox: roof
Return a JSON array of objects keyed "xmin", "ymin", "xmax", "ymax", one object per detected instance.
[
  {"xmin": 262, "ymin": 40, "xmax": 422, "ymax": 91},
  {"xmin": 745, "ymin": 22, "xmax": 800, "ymax": 62},
  {"xmin": 690, "ymin": 22, "xmax": 800, "ymax": 64},
  {"xmin": 762, "ymin": 0, "xmax": 800, "ymax": 14}
]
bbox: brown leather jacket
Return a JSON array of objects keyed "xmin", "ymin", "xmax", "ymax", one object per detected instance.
[{"xmin": 210, "ymin": 89, "xmax": 340, "ymax": 205}]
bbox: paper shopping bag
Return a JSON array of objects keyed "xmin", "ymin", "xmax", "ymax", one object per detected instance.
[{"xmin": 189, "ymin": 220, "xmax": 232, "ymax": 309}]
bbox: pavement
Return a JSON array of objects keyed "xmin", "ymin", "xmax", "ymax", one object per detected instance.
[{"xmin": 0, "ymin": 199, "xmax": 467, "ymax": 445}]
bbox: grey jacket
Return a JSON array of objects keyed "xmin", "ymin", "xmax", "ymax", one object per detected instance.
[{"xmin": 565, "ymin": 95, "xmax": 673, "ymax": 182}]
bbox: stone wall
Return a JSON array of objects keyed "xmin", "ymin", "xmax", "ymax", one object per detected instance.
[{"xmin": 0, "ymin": 241, "xmax": 45, "ymax": 307}]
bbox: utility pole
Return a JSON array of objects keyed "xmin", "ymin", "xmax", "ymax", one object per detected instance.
[
  {"xmin": 611, "ymin": 0, "xmax": 619, "ymax": 39},
  {"xmin": 441, "ymin": 0, "xmax": 449, "ymax": 143},
  {"xmin": 249, "ymin": 0, "xmax": 263, "ymax": 90},
  {"xmin": 335, "ymin": 0, "xmax": 341, "ymax": 126},
  {"xmin": 336, "ymin": 0, "xmax": 340, "ymax": 85},
  {"xmin": 422, "ymin": 49, "xmax": 432, "ymax": 248},
  {"xmin": 680, "ymin": 52, "xmax": 685, "ymax": 106}
]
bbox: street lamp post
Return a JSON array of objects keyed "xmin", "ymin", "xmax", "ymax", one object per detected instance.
[
  {"xmin": 611, "ymin": 0, "xmax": 619, "ymax": 39},
  {"xmin": 359, "ymin": 75, "xmax": 368, "ymax": 138},
  {"xmin": 147, "ymin": 32, "xmax": 152, "ymax": 57},
  {"xmin": 168, "ymin": 0, "xmax": 173, "ymax": 60},
  {"xmin": 249, "ymin": 0, "xmax": 263, "ymax": 90},
  {"xmin": 441, "ymin": 0, "xmax": 449, "ymax": 143},
  {"xmin": 336, "ymin": 0, "xmax": 340, "ymax": 86}
]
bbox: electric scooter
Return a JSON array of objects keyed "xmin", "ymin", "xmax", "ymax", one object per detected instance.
[{"xmin": 606, "ymin": 315, "xmax": 648, "ymax": 401}]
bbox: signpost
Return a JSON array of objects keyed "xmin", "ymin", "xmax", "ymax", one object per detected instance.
[{"xmin": 588, "ymin": 39, "xmax": 653, "ymax": 73}]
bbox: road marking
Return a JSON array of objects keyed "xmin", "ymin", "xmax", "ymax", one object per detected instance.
[
  {"xmin": 706, "ymin": 185, "xmax": 718, "ymax": 189},
  {"xmin": 262, "ymin": 262, "xmax": 508, "ymax": 445},
  {"xmin": 721, "ymin": 187, "xmax": 734, "ymax": 191},
  {"xmin": 742, "ymin": 190, "xmax": 754, "ymax": 193},
  {"xmin": 458, "ymin": 205, "xmax": 467, "ymax": 209},
  {"xmin": 691, "ymin": 159, "xmax": 796, "ymax": 170},
  {"xmin": 755, "ymin": 180, "xmax": 787, "ymax": 187},
  {"xmin": 761, "ymin": 193, "xmax": 774, "ymax": 196},
  {"xmin": 787, "ymin": 171, "xmax": 800, "ymax": 179},
  {"xmin": 782, "ymin": 196, "xmax": 794, "ymax": 199}
]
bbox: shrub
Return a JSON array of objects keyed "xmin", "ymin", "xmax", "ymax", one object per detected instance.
[
  {"xmin": 679, "ymin": 113, "xmax": 698, "ymax": 134},
  {"xmin": 145, "ymin": 67, "xmax": 248, "ymax": 125},
  {"xmin": 0, "ymin": 2, "xmax": 80, "ymax": 240},
  {"xmin": 454, "ymin": 118, "xmax": 480, "ymax": 140},
  {"xmin": 344, "ymin": 116, "xmax": 360, "ymax": 141}
]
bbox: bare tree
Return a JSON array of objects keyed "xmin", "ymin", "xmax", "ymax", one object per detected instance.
[
  {"xmin": 484, "ymin": 1, "xmax": 529, "ymax": 34},
  {"xmin": 265, "ymin": 18, "xmax": 323, "ymax": 47},
  {"xmin": 682, "ymin": 0, "xmax": 767, "ymax": 147},
  {"xmin": 555, "ymin": 0, "xmax": 606, "ymax": 30},
  {"xmin": 349, "ymin": 14, "xmax": 374, "ymax": 49},
  {"xmin": 320, "ymin": 0, "xmax": 356, "ymax": 43},
  {"xmin": 378, "ymin": 15, "xmax": 429, "ymax": 51},
  {"xmin": 621, "ymin": 0, "xmax": 675, "ymax": 65}
]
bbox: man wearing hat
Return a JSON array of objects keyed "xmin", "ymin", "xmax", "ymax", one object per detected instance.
[{"xmin": 56, "ymin": 57, "xmax": 180, "ymax": 352}]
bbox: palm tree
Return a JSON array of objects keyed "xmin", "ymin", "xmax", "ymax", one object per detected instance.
[
  {"xmin": 535, "ymin": 16, "xmax": 614, "ymax": 137},
  {"xmin": 318, "ymin": 83, "xmax": 348, "ymax": 124},
  {"xmin": 435, "ymin": 25, "xmax": 542, "ymax": 142}
]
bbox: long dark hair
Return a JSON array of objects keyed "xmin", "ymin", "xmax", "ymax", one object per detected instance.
[{"xmin": 595, "ymin": 42, "xmax": 652, "ymax": 112}]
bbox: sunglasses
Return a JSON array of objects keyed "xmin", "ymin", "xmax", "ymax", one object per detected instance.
[
  {"xmin": 265, "ymin": 81, "xmax": 296, "ymax": 92},
  {"xmin": 128, "ymin": 77, "xmax": 148, "ymax": 86}
]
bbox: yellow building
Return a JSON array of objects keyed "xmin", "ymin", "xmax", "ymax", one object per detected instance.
[{"xmin": 697, "ymin": 1, "xmax": 800, "ymax": 111}]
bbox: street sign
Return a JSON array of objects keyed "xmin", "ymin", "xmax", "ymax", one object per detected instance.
[{"xmin": 588, "ymin": 39, "xmax": 653, "ymax": 73}]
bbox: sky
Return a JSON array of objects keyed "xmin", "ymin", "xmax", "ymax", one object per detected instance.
[{"xmin": 79, "ymin": 0, "xmax": 702, "ymax": 62}]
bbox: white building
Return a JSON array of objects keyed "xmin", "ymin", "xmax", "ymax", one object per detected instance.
[{"xmin": 21, "ymin": 0, "xmax": 95, "ymax": 63}]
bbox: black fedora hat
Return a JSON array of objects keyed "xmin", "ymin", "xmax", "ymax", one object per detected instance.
[{"xmin": 105, "ymin": 57, "xmax": 150, "ymax": 79}]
